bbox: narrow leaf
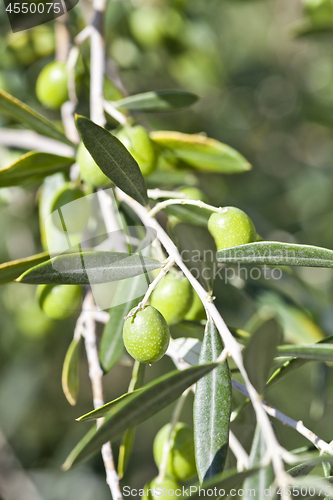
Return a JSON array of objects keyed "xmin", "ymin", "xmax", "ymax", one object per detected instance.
[
  {"xmin": 0, "ymin": 89, "xmax": 71, "ymax": 145},
  {"xmin": 64, "ymin": 363, "xmax": 218, "ymax": 469},
  {"xmin": 75, "ymin": 116, "xmax": 148, "ymax": 206},
  {"xmin": 243, "ymin": 425, "xmax": 274, "ymax": 500},
  {"xmin": 62, "ymin": 425, "xmax": 97, "ymax": 471},
  {"xmin": 287, "ymin": 463, "xmax": 316, "ymax": 478},
  {"xmin": 194, "ymin": 320, "xmax": 231, "ymax": 484},
  {"xmin": 115, "ymin": 90, "xmax": 199, "ymax": 112},
  {"xmin": 150, "ymin": 131, "xmax": 251, "ymax": 173},
  {"xmin": 99, "ymin": 274, "xmax": 147, "ymax": 373},
  {"xmin": 179, "ymin": 467, "xmax": 260, "ymax": 500},
  {"xmin": 266, "ymin": 335, "xmax": 333, "ymax": 391},
  {"xmin": 77, "ymin": 391, "xmax": 141, "ymax": 422},
  {"xmin": 276, "ymin": 344, "xmax": 333, "ymax": 362},
  {"xmin": 17, "ymin": 251, "xmax": 161, "ymax": 285},
  {"xmin": 244, "ymin": 319, "xmax": 282, "ymax": 394},
  {"xmin": 217, "ymin": 241, "xmax": 333, "ymax": 268},
  {"xmin": 0, "ymin": 252, "xmax": 49, "ymax": 285},
  {"xmin": 62, "ymin": 337, "xmax": 82, "ymax": 406},
  {"xmin": 0, "ymin": 152, "xmax": 74, "ymax": 187}
]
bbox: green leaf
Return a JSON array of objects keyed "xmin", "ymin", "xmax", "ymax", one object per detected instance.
[
  {"xmin": 62, "ymin": 337, "xmax": 82, "ymax": 406},
  {"xmin": 64, "ymin": 363, "xmax": 218, "ymax": 469},
  {"xmin": 114, "ymin": 90, "xmax": 199, "ymax": 112},
  {"xmin": 17, "ymin": 251, "xmax": 161, "ymax": 285},
  {"xmin": 0, "ymin": 252, "xmax": 49, "ymax": 285},
  {"xmin": 0, "ymin": 89, "xmax": 72, "ymax": 145},
  {"xmin": 150, "ymin": 131, "xmax": 251, "ymax": 173},
  {"xmin": 0, "ymin": 152, "xmax": 74, "ymax": 187},
  {"xmin": 99, "ymin": 274, "xmax": 147, "ymax": 373},
  {"xmin": 179, "ymin": 467, "xmax": 261, "ymax": 500},
  {"xmin": 194, "ymin": 321, "xmax": 232, "ymax": 484},
  {"xmin": 118, "ymin": 361, "xmax": 145, "ymax": 479},
  {"xmin": 243, "ymin": 425, "xmax": 274, "ymax": 500},
  {"xmin": 287, "ymin": 462, "xmax": 316, "ymax": 478},
  {"xmin": 266, "ymin": 334, "xmax": 333, "ymax": 391},
  {"xmin": 75, "ymin": 115, "xmax": 148, "ymax": 206},
  {"xmin": 166, "ymin": 204, "xmax": 212, "ymax": 226},
  {"xmin": 276, "ymin": 344, "xmax": 333, "ymax": 362},
  {"xmin": 217, "ymin": 241, "xmax": 333, "ymax": 268},
  {"xmin": 62, "ymin": 425, "xmax": 97, "ymax": 472},
  {"xmin": 244, "ymin": 319, "xmax": 283, "ymax": 394}
]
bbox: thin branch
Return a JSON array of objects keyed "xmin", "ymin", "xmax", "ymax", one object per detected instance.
[
  {"xmin": 81, "ymin": 292, "xmax": 123, "ymax": 500},
  {"xmin": 104, "ymin": 100, "xmax": 128, "ymax": 125},
  {"xmin": 0, "ymin": 129, "xmax": 75, "ymax": 156},
  {"xmin": 148, "ymin": 198, "xmax": 221, "ymax": 218},
  {"xmin": 147, "ymin": 189, "xmax": 189, "ymax": 200},
  {"xmin": 232, "ymin": 380, "xmax": 333, "ymax": 456},
  {"xmin": 229, "ymin": 430, "xmax": 249, "ymax": 472}
]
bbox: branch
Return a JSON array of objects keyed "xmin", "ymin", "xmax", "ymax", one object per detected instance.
[
  {"xmin": 229, "ymin": 430, "xmax": 249, "ymax": 472},
  {"xmin": 0, "ymin": 129, "xmax": 75, "ymax": 156}
]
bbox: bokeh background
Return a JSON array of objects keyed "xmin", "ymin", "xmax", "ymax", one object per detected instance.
[{"xmin": 1, "ymin": 0, "xmax": 333, "ymax": 498}]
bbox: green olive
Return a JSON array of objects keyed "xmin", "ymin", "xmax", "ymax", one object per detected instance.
[
  {"xmin": 117, "ymin": 125, "xmax": 157, "ymax": 176},
  {"xmin": 50, "ymin": 184, "xmax": 89, "ymax": 233},
  {"xmin": 76, "ymin": 142, "xmax": 111, "ymax": 188},
  {"xmin": 208, "ymin": 207, "xmax": 256, "ymax": 251},
  {"xmin": 153, "ymin": 422, "xmax": 197, "ymax": 481},
  {"xmin": 123, "ymin": 305, "xmax": 170, "ymax": 364},
  {"xmin": 303, "ymin": 0, "xmax": 333, "ymax": 24},
  {"xmin": 150, "ymin": 273, "xmax": 193, "ymax": 326},
  {"xmin": 36, "ymin": 61, "xmax": 68, "ymax": 109},
  {"xmin": 142, "ymin": 476, "xmax": 181, "ymax": 499},
  {"xmin": 184, "ymin": 292, "xmax": 206, "ymax": 321},
  {"xmin": 177, "ymin": 186, "xmax": 207, "ymax": 202},
  {"xmin": 129, "ymin": 7, "xmax": 164, "ymax": 47},
  {"xmin": 37, "ymin": 284, "xmax": 82, "ymax": 320}
]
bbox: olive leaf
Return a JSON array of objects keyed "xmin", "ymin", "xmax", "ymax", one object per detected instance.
[
  {"xmin": 0, "ymin": 252, "xmax": 49, "ymax": 285},
  {"xmin": 62, "ymin": 337, "xmax": 82, "ymax": 406},
  {"xmin": 0, "ymin": 152, "xmax": 75, "ymax": 187},
  {"xmin": 0, "ymin": 89, "xmax": 72, "ymax": 145},
  {"xmin": 17, "ymin": 251, "xmax": 161, "ymax": 285},
  {"xmin": 276, "ymin": 343, "xmax": 333, "ymax": 362},
  {"xmin": 114, "ymin": 90, "xmax": 199, "ymax": 112},
  {"xmin": 75, "ymin": 115, "xmax": 148, "ymax": 206},
  {"xmin": 216, "ymin": 241, "xmax": 333, "ymax": 268},
  {"xmin": 150, "ymin": 131, "xmax": 251, "ymax": 173}
]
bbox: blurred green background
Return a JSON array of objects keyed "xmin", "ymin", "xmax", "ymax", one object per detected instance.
[{"xmin": 1, "ymin": 0, "xmax": 333, "ymax": 497}]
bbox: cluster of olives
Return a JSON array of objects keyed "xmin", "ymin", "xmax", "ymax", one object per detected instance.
[{"xmin": 142, "ymin": 422, "xmax": 197, "ymax": 499}]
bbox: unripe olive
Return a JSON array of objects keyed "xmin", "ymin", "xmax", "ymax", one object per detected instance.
[
  {"xmin": 153, "ymin": 422, "xmax": 197, "ymax": 481},
  {"xmin": 37, "ymin": 284, "xmax": 82, "ymax": 320},
  {"xmin": 208, "ymin": 207, "xmax": 256, "ymax": 251},
  {"xmin": 129, "ymin": 7, "xmax": 164, "ymax": 47},
  {"xmin": 184, "ymin": 292, "xmax": 206, "ymax": 321},
  {"xmin": 76, "ymin": 142, "xmax": 111, "ymax": 188},
  {"xmin": 123, "ymin": 305, "xmax": 170, "ymax": 364},
  {"xmin": 150, "ymin": 273, "xmax": 193, "ymax": 326},
  {"xmin": 142, "ymin": 476, "xmax": 180, "ymax": 499},
  {"xmin": 116, "ymin": 125, "xmax": 156, "ymax": 176},
  {"xmin": 178, "ymin": 186, "xmax": 207, "ymax": 202},
  {"xmin": 36, "ymin": 61, "xmax": 68, "ymax": 109},
  {"xmin": 50, "ymin": 184, "xmax": 89, "ymax": 233},
  {"xmin": 303, "ymin": 0, "xmax": 333, "ymax": 24}
]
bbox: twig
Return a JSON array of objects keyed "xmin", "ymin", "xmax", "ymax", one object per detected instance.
[
  {"xmin": 90, "ymin": 0, "xmax": 107, "ymax": 126},
  {"xmin": 229, "ymin": 430, "xmax": 249, "ymax": 472},
  {"xmin": 0, "ymin": 129, "xmax": 75, "ymax": 156},
  {"xmin": 115, "ymin": 188, "xmax": 294, "ymax": 486},
  {"xmin": 148, "ymin": 198, "xmax": 221, "ymax": 218},
  {"xmin": 104, "ymin": 100, "xmax": 128, "ymax": 125},
  {"xmin": 81, "ymin": 292, "xmax": 123, "ymax": 500},
  {"xmin": 232, "ymin": 379, "xmax": 333, "ymax": 456},
  {"xmin": 147, "ymin": 189, "xmax": 188, "ymax": 200},
  {"xmin": 55, "ymin": 15, "xmax": 71, "ymax": 62}
]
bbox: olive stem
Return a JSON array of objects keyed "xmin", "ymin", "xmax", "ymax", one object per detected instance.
[
  {"xmin": 156, "ymin": 389, "xmax": 190, "ymax": 484},
  {"xmin": 148, "ymin": 198, "xmax": 222, "ymax": 218},
  {"xmin": 116, "ymin": 187, "xmax": 298, "ymax": 486},
  {"xmin": 80, "ymin": 292, "xmax": 123, "ymax": 500},
  {"xmin": 104, "ymin": 100, "xmax": 129, "ymax": 125},
  {"xmin": 229, "ymin": 431, "xmax": 249, "ymax": 471},
  {"xmin": 147, "ymin": 189, "xmax": 190, "ymax": 200}
]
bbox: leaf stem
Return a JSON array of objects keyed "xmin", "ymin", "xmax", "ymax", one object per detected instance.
[{"xmin": 148, "ymin": 198, "xmax": 221, "ymax": 218}]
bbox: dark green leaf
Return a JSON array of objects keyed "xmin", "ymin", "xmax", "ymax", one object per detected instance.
[
  {"xmin": 194, "ymin": 320, "xmax": 231, "ymax": 484},
  {"xmin": 0, "ymin": 152, "xmax": 74, "ymax": 187},
  {"xmin": 179, "ymin": 467, "xmax": 261, "ymax": 500},
  {"xmin": 266, "ymin": 335, "xmax": 333, "ymax": 391},
  {"xmin": 75, "ymin": 116, "xmax": 148, "ymax": 206},
  {"xmin": 0, "ymin": 89, "xmax": 72, "ymax": 145},
  {"xmin": 276, "ymin": 344, "xmax": 333, "ymax": 362},
  {"xmin": 64, "ymin": 363, "xmax": 218, "ymax": 469},
  {"xmin": 17, "ymin": 251, "xmax": 161, "ymax": 285},
  {"xmin": 288, "ymin": 463, "xmax": 316, "ymax": 478},
  {"xmin": 150, "ymin": 131, "xmax": 251, "ymax": 173},
  {"xmin": 217, "ymin": 241, "xmax": 333, "ymax": 268},
  {"xmin": 99, "ymin": 274, "xmax": 147, "ymax": 373},
  {"xmin": 0, "ymin": 252, "xmax": 49, "ymax": 285},
  {"xmin": 115, "ymin": 90, "xmax": 199, "ymax": 112},
  {"xmin": 78, "ymin": 391, "xmax": 141, "ymax": 422},
  {"xmin": 244, "ymin": 319, "xmax": 283, "ymax": 394},
  {"xmin": 62, "ymin": 337, "xmax": 82, "ymax": 406},
  {"xmin": 243, "ymin": 425, "xmax": 274, "ymax": 500}
]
